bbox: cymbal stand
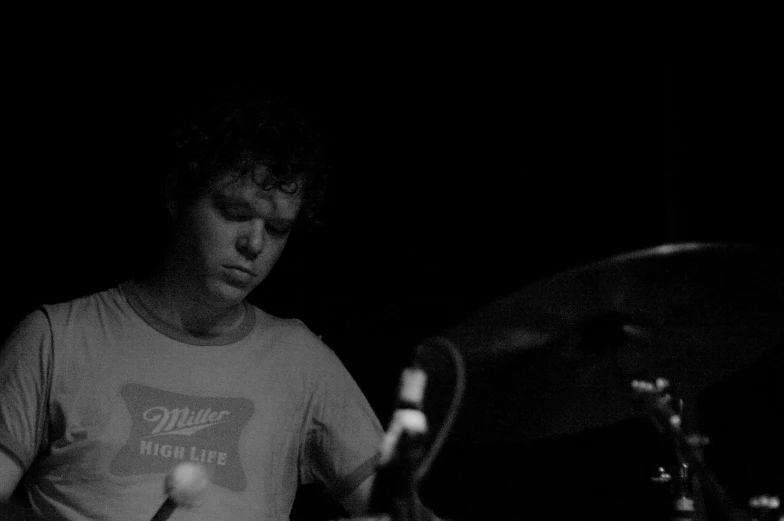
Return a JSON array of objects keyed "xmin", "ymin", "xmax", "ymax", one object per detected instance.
[
  {"xmin": 672, "ymin": 395, "xmax": 704, "ymax": 521},
  {"xmin": 632, "ymin": 378, "xmax": 753, "ymax": 521},
  {"xmin": 673, "ymin": 456, "xmax": 696, "ymax": 520},
  {"xmin": 639, "ymin": 381, "xmax": 701, "ymax": 520}
]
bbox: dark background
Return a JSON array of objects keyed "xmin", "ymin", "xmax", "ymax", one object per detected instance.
[{"xmin": 2, "ymin": 12, "xmax": 781, "ymax": 520}]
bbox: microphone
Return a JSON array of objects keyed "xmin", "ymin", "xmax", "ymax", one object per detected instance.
[
  {"xmin": 150, "ymin": 462, "xmax": 209, "ymax": 521},
  {"xmin": 370, "ymin": 367, "xmax": 429, "ymax": 521}
]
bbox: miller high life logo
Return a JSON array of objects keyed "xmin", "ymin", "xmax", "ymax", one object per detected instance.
[
  {"xmin": 144, "ymin": 406, "xmax": 232, "ymax": 436},
  {"xmin": 110, "ymin": 383, "xmax": 254, "ymax": 491}
]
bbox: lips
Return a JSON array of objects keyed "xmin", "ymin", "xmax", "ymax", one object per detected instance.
[
  {"xmin": 225, "ymin": 265, "xmax": 256, "ymax": 277},
  {"xmin": 222, "ymin": 265, "xmax": 257, "ymax": 285}
]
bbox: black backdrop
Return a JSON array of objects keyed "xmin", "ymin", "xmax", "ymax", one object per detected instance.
[{"xmin": 2, "ymin": 13, "xmax": 781, "ymax": 520}]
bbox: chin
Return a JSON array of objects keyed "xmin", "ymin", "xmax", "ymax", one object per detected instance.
[{"xmin": 207, "ymin": 279, "xmax": 252, "ymax": 305}]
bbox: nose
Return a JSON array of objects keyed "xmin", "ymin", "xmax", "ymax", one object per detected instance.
[{"xmin": 237, "ymin": 220, "xmax": 265, "ymax": 259}]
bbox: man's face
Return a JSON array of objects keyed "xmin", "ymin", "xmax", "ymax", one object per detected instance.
[{"xmin": 172, "ymin": 164, "xmax": 302, "ymax": 306}]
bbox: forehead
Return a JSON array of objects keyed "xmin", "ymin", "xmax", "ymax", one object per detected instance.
[{"xmin": 212, "ymin": 165, "xmax": 302, "ymax": 219}]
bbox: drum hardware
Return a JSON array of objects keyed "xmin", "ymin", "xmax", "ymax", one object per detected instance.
[
  {"xmin": 748, "ymin": 495, "xmax": 781, "ymax": 521},
  {"xmin": 633, "ymin": 378, "xmax": 709, "ymax": 520},
  {"xmin": 339, "ymin": 243, "xmax": 784, "ymax": 520},
  {"xmin": 651, "ymin": 465, "xmax": 673, "ymax": 484},
  {"xmin": 419, "ymin": 243, "xmax": 783, "ymax": 519}
]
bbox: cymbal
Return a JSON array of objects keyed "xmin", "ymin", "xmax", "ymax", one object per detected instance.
[{"xmin": 418, "ymin": 243, "xmax": 784, "ymax": 443}]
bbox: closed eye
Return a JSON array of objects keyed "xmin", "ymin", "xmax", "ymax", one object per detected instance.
[
  {"xmin": 215, "ymin": 199, "xmax": 293, "ymax": 236},
  {"xmin": 218, "ymin": 203, "xmax": 253, "ymax": 222},
  {"xmin": 265, "ymin": 222, "xmax": 292, "ymax": 238}
]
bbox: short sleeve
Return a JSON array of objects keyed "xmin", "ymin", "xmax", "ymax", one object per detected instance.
[
  {"xmin": 300, "ymin": 344, "xmax": 383, "ymax": 500},
  {"xmin": 0, "ymin": 309, "xmax": 53, "ymax": 470}
]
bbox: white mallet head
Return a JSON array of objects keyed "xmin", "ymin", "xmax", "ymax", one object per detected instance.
[{"xmin": 164, "ymin": 462, "xmax": 209, "ymax": 507}]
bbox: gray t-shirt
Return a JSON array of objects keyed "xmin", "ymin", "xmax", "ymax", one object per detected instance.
[{"xmin": 0, "ymin": 283, "xmax": 382, "ymax": 520}]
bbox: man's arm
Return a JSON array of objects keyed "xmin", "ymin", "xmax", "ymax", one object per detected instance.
[
  {"xmin": 0, "ymin": 449, "xmax": 24, "ymax": 500},
  {"xmin": 338, "ymin": 473, "xmax": 444, "ymax": 520},
  {"xmin": 0, "ymin": 450, "xmax": 37, "ymax": 520},
  {"xmin": 339, "ymin": 473, "xmax": 375, "ymax": 517},
  {"xmin": 0, "ymin": 310, "xmax": 51, "ymax": 520}
]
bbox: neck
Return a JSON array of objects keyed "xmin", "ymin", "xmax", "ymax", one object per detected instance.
[{"xmin": 135, "ymin": 260, "xmax": 246, "ymax": 339}]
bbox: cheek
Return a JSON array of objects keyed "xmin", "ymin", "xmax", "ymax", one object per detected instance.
[
  {"xmin": 260, "ymin": 239, "xmax": 288, "ymax": 269},
  {"xmin": 191, "ymin": 213, "xmax": 236, "ymax": 260}
]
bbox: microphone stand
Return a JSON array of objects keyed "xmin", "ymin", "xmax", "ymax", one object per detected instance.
[
  {"xmin": 370, "ymin": 368, "xmax": 430, "ymax": 521},
  {"xmin": 370, "ymin": 337, "xmax": 465, "ymax": 521},
  {"xmin": 389, "ymin": 430, "xmax": 429, "ymax": 521}
]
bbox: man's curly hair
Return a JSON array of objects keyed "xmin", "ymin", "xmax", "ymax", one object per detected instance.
[{"xmin": 169, "ymin": 84, "xmax": 330, "ymax": 231}]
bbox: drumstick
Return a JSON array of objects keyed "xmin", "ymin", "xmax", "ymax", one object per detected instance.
[
  {"xmin": 150, "ymin": 497, "xmax": 177, "ymax": 521},
  {"xmin": 150, "ymin": 462, "xmax": 209, "ymax": 521}
]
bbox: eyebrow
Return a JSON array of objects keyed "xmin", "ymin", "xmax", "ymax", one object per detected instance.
[{"xmin": 214, "ymin": 193, "xmax": 298, "ymax": 227}]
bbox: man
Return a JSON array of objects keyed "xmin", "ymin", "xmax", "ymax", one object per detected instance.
[{"xmin": 0, "ymin": 86, "xmax": 385, "ymax": 520}]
